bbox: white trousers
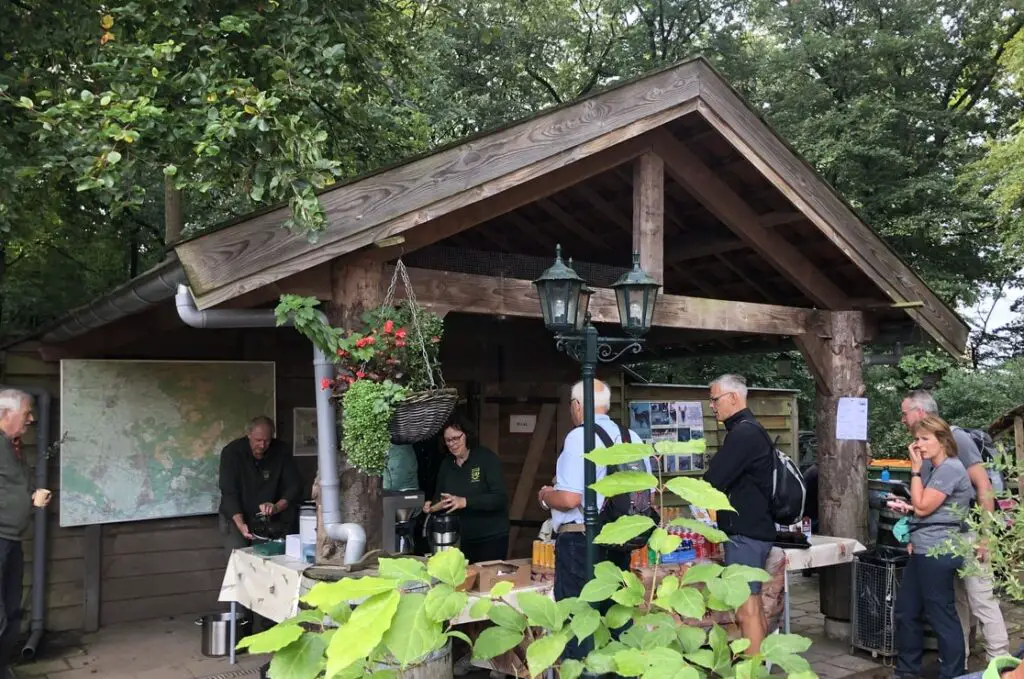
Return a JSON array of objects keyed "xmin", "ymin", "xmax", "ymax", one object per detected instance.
[{"xmin": 955, "ymin": 571, "xmax": 1010, "ymax": 663}]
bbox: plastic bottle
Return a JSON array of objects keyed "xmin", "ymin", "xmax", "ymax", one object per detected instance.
[{"xmin": 881, "ymin": 467, "xmax": 891, "ymax": 482}]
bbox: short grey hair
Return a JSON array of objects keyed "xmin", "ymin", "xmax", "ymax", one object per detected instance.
[
  {"xmin": 710, "ymin": 374, "xmax": 748, "ymax": 399},
  {"xmin": 904, "ymin": 390, "xmax": 938, "ymax": 415},
  {"xmin": 571, "ymin": 379, "xmax": 612, "ymax": 412},
  {"xmin": 0, "ymin": 389, "xmax": 32, "ymax": 418},
  {"xmin": 246, "ymin": 416, "xmax": 275, "ymax": 435}
]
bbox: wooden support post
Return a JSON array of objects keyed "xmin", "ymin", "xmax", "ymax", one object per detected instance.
[
  {"xmin": 323, "ymin": 256, "xmax": 386, "ymax": 560},
  {"xmin": 508, "ymin": 404, "xmax": 557, "ymax": 550},
  {"xmin": 632, "ymin": 153, "xmax": 664, "ymax": 284},
  {"xmin": 83, "ymin": 524, "xmax": 102, "ymax": 632},
  {"xmin": 164, "ymin": 175, "xmax": 183, "ymax": 252},
  {"xmin": 1015, "ymin": 415, "xmax": 1024, "ymax": 500},
  {"xmin": 795, "ymin": 311, "xmax": 866, "ymax": 626}
]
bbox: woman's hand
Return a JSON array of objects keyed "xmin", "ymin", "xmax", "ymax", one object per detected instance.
[
  {"xmin": 438, "ymin": 493, "xmax": 466, "ymax": 513},
  {"xmin": 422, "ymin": 501, "xmax": 433, "ymax": 514},
  {"xmin": 908, "ymin": 441, "xmax": 923, "ymax": 473}
]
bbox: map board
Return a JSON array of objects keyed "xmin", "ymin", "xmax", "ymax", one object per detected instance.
[{"xmin": 60, "ymin": 360, "xmax": 276, "ymax": 527}]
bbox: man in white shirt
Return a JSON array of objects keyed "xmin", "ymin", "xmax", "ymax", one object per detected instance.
[{"xmin": 538, "ymin": 378, "xmax": 649, "ymax": 660}]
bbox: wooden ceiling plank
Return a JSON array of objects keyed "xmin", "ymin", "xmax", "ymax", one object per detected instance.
[
  {"xmin": 714, "ymin": 254, "xmax": 778, "ymax": 304},
  {"xmin": 535, "ymin": 198, "xmax": 615, "ymax": 252},
  {"xmin": 401, "ymin": 267, "xmax": 814, "ymax": 337},
  {"xmin": 653, "ymin": 128, "xmax": 848, "ymax": 309}
]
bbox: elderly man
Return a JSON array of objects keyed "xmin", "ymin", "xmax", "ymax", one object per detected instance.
[
  {"xmin": 0, "ymin": 390, "xmax": 51, "ymax": 679},
  {"xmin": 537, "ymin": 378, "xmax": 648, "ymax": 660},
  {"xmin": 703, "ymin": 374, "xmax": 775, "ymax": 654},
  {"xmin": 900, "ymin": 391, "xmax": 1009, "ymax": 665},
  {"xmin": 218, "ymin": 416, "xmax": 302, "ymax": 555}
]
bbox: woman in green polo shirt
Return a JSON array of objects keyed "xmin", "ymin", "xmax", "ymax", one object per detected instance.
[{"xmin": 424, "ymin": 417, "xmax": 509, "ymax": 564}]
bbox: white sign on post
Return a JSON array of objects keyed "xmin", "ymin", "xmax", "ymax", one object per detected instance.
[
  {"xmin": 836, "ymin": 397, "xmax": 869, "ymax": 441},
  {"xmin": 510, "ymin": 414, "xmax": 537, "ymax": 434}
]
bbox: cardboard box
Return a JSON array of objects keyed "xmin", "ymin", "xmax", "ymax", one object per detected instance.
[{"xmin": 474, "ymin": 559, "xmax": 533, "ymax": 592}]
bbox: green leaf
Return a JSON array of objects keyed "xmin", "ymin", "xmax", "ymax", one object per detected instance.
[
  {"xmin": 770, "ymin": 653, "xmax": 812, "ymax": 674},
  {"xmin": 561, "ymin": 658, "xmax": 585, "ymax": 679},
  {"xmin": 383, "ymin": 593, "xmax": 439, "ymax": 667},
  {"xmin": 594, "ymin": 561, "xmax": 623, "ymax": 583},
  {"xmin": 668, "ymin": 588, "xmax": 706, "ymax": 619},
  {"xmin": 106, "ymin": 151, "xmax": 122, "ymax": 165},
  {"xmin": 518, "ymin": 591, "xmax": 564, "ymax": 631},
  {"xmin": 302, "ymin": 577, "xmax": 399, "ymax": 610},
  {"xmin": 722, "ymin": 564, "xmax": 772, "ymax": 584},
  {"xmin": 579, "ymin": 577, "xmax": 620, "ymax": 602},
  {"xmin": 80, "ymin": 89, "xmax": 94, "ymax": 102},
  {"xmin": 423, "ymin": 584, "xmax": 467, "ymax": 623},
  {"xmin": 584, "ymin": 443, "xmax": 654, "ymax": 466},
  {"xmin": 369, "ymin": 671, "xmax": 398, "ymax": 679},
  {"xmin": 669, "ymin": 518, "xmax": 729, "ymax": 544},
  {"xmin": 731, "ymin": 638, "xmax": 752, "ymax": 655},
  {"xmin": 285, "ymin": 610, "xmax": 326, "ymax": 626},
  {"xmin": 469, "ymin": 597, "xmax": 493, "ymax": 619},
  {"xmin": 685, "ymin": 649, "xmax": 715, "ymax": 669},
  {"xmin": 648, "ymin": 528, "xmax": 682, "ymax": 555},
  {"xmin": 605, "ymin": 604, "xmax": 633, "ymax": 630},
  {"xmin": 585, "ymin": 651, "xmax": 617, "ymax": 675},
  {"xmin": 571, "ymin": 605, "xmax": 601, "ymax": 642},
  {"xmin": 490, "ymin": 581, "xmax": 514, "ymax": 598},
  {"xmin": 761, "ymin": 634, "xmax": 813, "ymax": 657},
  {"xmin": 654, "ymin": 439, "xmax": 706, "ymax": 455},
  {"xmin": 487, "ymin": 604, "xmax": 528, "ymax": 632},
  {"xmin": 268, "ymin": 632, "xmax": 326, "ymax": 679},
  {"xmin": 676, "ymin": 625, "xmax": 706, "ymax": 653},
  {"xmin": 655, "ymin": 575, "xmax": 679, "ymax": 601},
  {"xmin": 378, "ymin": 558, "xmax": 431, "ymax": 584},
  {"xmin": 706, "ymin": 578, "xmax": 751, "ymax": 610},
  {"xmin": 591, "ymin": 471, "xmax": 658, "ymax": 497},
  {"xmin": 663, "ymin": 477, "xmax": 734, "ymax": 511},
  {"xmin": 325, "ymin": 590, "xmax": 401, "ymax": 677},
  {"xmin": 644, "ymin": 647, "xmax": 684, "ymax": 665},
  {"xmin": 594, "ymin": 515, "xmax": 655, "ymax": 546},
  {"xmin": 17, "ymin": 96, "xmax": 33, "ymax": 109},
  {"xmin": 681, "ymin": 563, "xmax": 723, "ymax": 585},
  {"xmin": 709, "ymin": 624, "xmax": 730, "ymax": 672},
  {"xmin": 593, "ymin": 621, "xmax": 612, "ymax": 648},
  {"xmin": 526, "ymin": 632, "xmax": 568, "ymax": 677},
  {"xmin": 471, "ymin": 630, "xmax": 520, "ymax": 659},
  {"xmin": 427, "ymin": 549, "xmax": 469, "ymax": 588},
  {"xmin": 984, "ymin": 658, "xmax": 1023, "ymax": 679},
  {"xmin": 643, "ymin": 662, "xmax": 700, "ymax": 679},
  {"xmin": 614, "ymin": 648, "xmax": 647, "ymax": 677},
  {"xmin": 163, "ymin": 165, "xmax": 178, "ymax": 177},
  {"xmin": 235, "ymin": 622, "xmax": 303, "ymax": 652},
  {"xmin": 611, "ymin": 571, "xmax": 645, "ymax": 607}
]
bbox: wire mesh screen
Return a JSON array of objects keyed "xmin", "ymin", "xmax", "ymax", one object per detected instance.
[
  {"xmin": 402, "ymin": 245, "xmax": 630, "ymax": 288},
  {"xmin": 851, "ymin": 548, "xmax": 908, "ymax": 659}
]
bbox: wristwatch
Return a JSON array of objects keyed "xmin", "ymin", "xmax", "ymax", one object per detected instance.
[{"xmin": 911, "ymin": 471, "xmax": 921, "ymax": 478}]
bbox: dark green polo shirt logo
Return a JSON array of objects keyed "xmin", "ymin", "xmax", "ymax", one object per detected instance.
[{"xmin": 470, "ymin": 467, "xmax": 481, "ymax": 482}]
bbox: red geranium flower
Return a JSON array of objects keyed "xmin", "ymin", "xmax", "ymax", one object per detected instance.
[
  {"xmin": 383, "ymin": 320, "xmax": 394, "ymax": 334},
  {"xmin": 395, "ymin": 328, "xmax": 407, "ymax": 340},
  {"xmin": 320, "ymin": 377, "xmax": 333, "ymax": 390}
]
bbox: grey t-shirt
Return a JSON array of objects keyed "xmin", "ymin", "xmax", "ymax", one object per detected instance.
[
  {"xmin": 910, "ymin": 456, "xmax": 972, "ymax": 550},
  {"xmin": 919, "ymin": 427, "xmax": 982, "ymax": 502}
]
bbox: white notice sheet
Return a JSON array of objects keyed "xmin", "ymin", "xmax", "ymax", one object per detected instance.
[{"xmin": 835, "ymin": 397, "xmax": 869, "ymax": 441}]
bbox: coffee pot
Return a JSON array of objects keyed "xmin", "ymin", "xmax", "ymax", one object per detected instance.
[{"xmin": 425, "ymin": 512, "xmax": 460, "ymax": 554}]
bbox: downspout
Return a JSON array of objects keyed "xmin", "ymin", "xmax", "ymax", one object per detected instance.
[
  {"xmin": 0, "ymin": 386, "xmax": 53, "ymax": 660},
  {"xmin": 174, "ymin": 286, "xmax": 366, "ymax": 564}
]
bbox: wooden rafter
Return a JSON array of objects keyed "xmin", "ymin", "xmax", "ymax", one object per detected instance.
[{"xmin": 632, "ymin": 153, "xmax": 665, "ymax": 284}]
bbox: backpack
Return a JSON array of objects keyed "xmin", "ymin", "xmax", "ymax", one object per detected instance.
[
  {"xmin": 741, "ymin": 421, "xmax": 807, "ymax": 526},
  {"xmin": 594, "ymin": 421, "xmax": 661, "ymax": 552},
  {"xmin": 954, "ymin": 426, "xmax": 1005, "ymax": 494}
]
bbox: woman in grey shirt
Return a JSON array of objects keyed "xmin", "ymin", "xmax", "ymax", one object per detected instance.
[{"xmin": 894, "ymin": 415, "xmax": 973, "ymax": 679}]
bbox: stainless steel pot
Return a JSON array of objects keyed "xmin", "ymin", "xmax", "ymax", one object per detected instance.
[
  {"xmin": 425, "ymin": 513, "xmax": 460, "ymax": 554},
  {"xmin": 199, "ymin": 612, "xmax": 249, "ymax": 657}
]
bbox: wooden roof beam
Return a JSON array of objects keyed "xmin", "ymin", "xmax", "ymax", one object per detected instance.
[
  {"xmin": 401, "ymin": 267, "xmax": 819, "ymax": 337},
  {"xmin": 653, "ymin": 128, "xmax": 849, "ymax": 309},
  {"xmin": 633, "ymin": 153, "xmax": 665, "ymax": 285}
]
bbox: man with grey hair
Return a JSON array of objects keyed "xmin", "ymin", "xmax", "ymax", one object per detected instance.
[
  {"xmin": 0, "ymin": 390, "xmax": 52, "ymax": 678},
  {"xmin": 704, "ymin": 374, "xmax": 775, "ymax": 654},
  {"xmin": 900, "ymin": 390, "xmax": 1009, "ymax": 665}
]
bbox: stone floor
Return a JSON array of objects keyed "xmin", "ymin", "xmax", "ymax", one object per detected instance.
[{"xmin": 11, "ymin": 572, "xmax": 1024, "ymax": 678}]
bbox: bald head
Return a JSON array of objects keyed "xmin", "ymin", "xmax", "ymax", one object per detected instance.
[{"xmin": 570, "ymin": 379, "xmax": 611, "ymax": 426}]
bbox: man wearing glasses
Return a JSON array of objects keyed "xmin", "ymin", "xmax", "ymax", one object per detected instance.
[
  {"xmin": 0, "ymin": 390, "xmax": 52, "ymax": 679},
  {"xmin": 703, "ymin": 375, "xmax": 775, "ymax": 654}
]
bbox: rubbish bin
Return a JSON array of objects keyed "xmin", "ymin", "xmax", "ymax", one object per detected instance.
[
  {"xmin": 850, "ymin": 546, "xmax": 909, "ymax": 658},
  {"xmin": 199, "ymin": 612, "xmax": 249, "ymax": 658}
]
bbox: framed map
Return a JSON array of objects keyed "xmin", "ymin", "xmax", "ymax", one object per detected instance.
[
  {"xmin": 59, "ymin": 360, "xmax": 276, "ymax": 527},
  {"xmin": 293, "ymin": 407, "xmax": 318, "ymax": 456}
]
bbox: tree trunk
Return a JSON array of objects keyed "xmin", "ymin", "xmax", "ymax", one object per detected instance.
[
  {"xmin": 325, "ymin": 256, "xmax": 386, "ymax": 557},
  {"xmin": 796, "ymin": 311, "xmax": 867, "ymax": 622}
]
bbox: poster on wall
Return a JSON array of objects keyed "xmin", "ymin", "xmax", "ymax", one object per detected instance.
[
  {"xmin": 628, "ymin": 400, "xmax": 707, "ymax": 474},
  {"xmin": 293, "ymin": 407, "xmax": 319, "ymax": 456}
]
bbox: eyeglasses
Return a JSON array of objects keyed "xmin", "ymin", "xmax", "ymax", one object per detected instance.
[
  {"xmin": 709, "ymin": 393, "xmax": 733, "ymax": 406},
  {"xmin": 444, "ymin": 432, "xmax": 465, "ymax": 445}
]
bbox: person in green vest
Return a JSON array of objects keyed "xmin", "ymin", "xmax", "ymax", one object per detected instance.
[
  {"xmin": 383, "ymin": 443, "xmax": 419, "ymax": 491},
  {"xmin": 423, "ymin": 416, "xmax": 508, "ymax": 564}
]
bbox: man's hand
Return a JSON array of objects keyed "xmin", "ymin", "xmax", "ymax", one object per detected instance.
[
  {"xmin": 258, "ymin": 502, "xmax": 276, "ymax": 517},
  {"xmin": 31, "ymin": 489, "xmax": 52, "ymax": 508},
  {"xmin": 438, "ymin": 493, "xmax": 466, "ymax": 513},
  {"xmin": 235, "ymin": 522, "xmax": 254, "ymax": 540},
  {"xmin": 975, "ymin": 539, "xmax": 990, "ymax": 563}
]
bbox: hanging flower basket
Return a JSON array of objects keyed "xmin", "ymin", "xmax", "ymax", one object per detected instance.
[{"xmin": 388, "ymin": 387, "xmax": 459, "ymax": 444}]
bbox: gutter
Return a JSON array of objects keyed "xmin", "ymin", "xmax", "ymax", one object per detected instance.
[{"xmin": 174, "ymin": 285, "xmax": 366, "ymax": 564}]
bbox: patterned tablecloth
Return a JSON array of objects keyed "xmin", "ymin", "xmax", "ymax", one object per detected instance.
[
  {"xmin": 219, "ymin": 549, "xmax": 313, "ymax": 623},
  {"xmin": 782, "ymin": 535, "xmax": 865, "ymax": 571}
]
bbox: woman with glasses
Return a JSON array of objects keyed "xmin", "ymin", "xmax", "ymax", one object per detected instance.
[{"xmin": 423, "ymin": 416, "xmax": 509, "ymax": 564}]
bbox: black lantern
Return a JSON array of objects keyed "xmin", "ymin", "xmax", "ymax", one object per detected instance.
[
  {"xmin": 533, "ymin": 244, "xmax": 585, "ymax": 334},
  {"xmin": 611, "ymin": 252, "xmax": 660, "ymax": 338},
  {"xmin": 574, "ymin": 286, "xmax": 594, "ymax": 332}
]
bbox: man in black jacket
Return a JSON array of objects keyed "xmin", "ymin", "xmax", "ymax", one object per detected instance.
[
  {"xmin": 703, "ymin": 374, "xmax": 775, "ymax": 654},
  {"xmin": 218, "ymin": 416, "xmax": 302, "ymax": 555},
  {"xmin": 0, "ymin": 390, "xmax": 51, "ymax": 679}
]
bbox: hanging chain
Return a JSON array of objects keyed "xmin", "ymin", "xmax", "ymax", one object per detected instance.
[{"xmin": 382, "ymin": 258, "xmax": 441, "ymax": 390}]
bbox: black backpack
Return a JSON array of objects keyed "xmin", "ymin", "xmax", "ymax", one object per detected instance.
[
  {"xmin": 595, "ymin": 422, "xmax": 661, "ymax": 552},
  {"xmin": 741, "ymin": 421, "xmax": 807, "ymax": 526}
]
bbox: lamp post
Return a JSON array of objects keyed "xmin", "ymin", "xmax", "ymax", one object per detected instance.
[{"xmin": 533, "ymin": 243, "xmax": 660, "ymax": 592}]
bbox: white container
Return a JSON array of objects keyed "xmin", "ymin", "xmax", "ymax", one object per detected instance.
[
  {"xmin": 300, "ymin": 506, "xmax": 317, "ymax": 564},
  {"xmin": 286, "ymin": 534, "xmax": 302, "ymax": 560}
]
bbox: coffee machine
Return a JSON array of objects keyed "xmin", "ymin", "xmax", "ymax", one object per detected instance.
[{"xmin": 382, "ymin": 490, "xmax": 425, "ymax": 555}]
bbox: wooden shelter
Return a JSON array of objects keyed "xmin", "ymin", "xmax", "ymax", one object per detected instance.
[
  {"xmin": 1, "ymin": 57, "xmax": 967, "ymax": 631},
  {"xmin": 989, "ymin": 405, "xmax": 1024, "ymax": 497}
]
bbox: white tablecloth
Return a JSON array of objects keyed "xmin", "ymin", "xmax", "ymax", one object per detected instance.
[
  {"xmin": 781, "ymin": 535, "xmax": 865, "ymax": 571},
  {"xmin": 219, "ymin": 549, "xmax": 312, "ymax": 622}
]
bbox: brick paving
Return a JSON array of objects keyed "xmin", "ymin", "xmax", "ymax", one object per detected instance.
[{"xmin": 12, "ymin": 572, "xmax": 1024, "ymax": 678}]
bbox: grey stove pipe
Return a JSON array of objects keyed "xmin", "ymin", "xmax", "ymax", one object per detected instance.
[
  {"xmin": 174, "ymin": 286, "xmax": 366, "ymax": 563},
  {"xmin": 0, "ymin": 385, "xmax": 52, "ymax": 660}
]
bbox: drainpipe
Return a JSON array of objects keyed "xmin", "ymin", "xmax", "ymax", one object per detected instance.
[
  {"xmin": 174, "ymin": 286, "xmax": 366, "ymax": 564},
  {"xmin": 0, "ymin": 386, "xmax": 53, "ymax": 660}
]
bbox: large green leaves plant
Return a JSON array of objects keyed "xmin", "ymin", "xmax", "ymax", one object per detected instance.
[{"xmin": 242, "ymin": 440, "xmax": 816, "ymax": 679}]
